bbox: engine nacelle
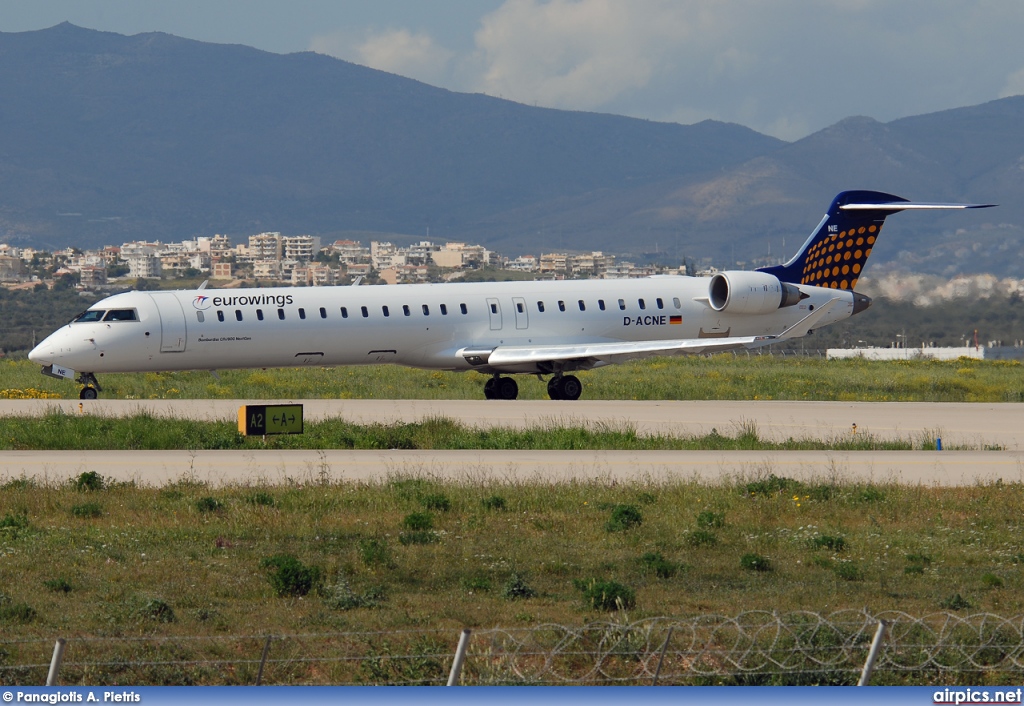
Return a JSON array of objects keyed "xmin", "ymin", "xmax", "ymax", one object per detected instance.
[{"xmin": 708, "ymin": 271, "xmax": 804, "ymax": 314}]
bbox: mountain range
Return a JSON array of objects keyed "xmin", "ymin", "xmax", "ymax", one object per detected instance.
[{"xmin": 1, "ymin": 23, "xmax": 1022, "ymax": 275}]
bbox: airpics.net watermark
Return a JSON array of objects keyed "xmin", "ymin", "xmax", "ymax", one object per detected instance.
[{"xmin": 933, "ymin": 689, "xmax": 1024, "ymax": 704}]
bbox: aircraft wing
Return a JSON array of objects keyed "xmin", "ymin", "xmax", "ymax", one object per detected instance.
[{"xmin": 468, "ymin": 299, "xmax": 842, "ymax": 369}]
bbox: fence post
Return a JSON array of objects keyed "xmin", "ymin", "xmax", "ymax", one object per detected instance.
[
  {"xmin": 45, "ymin": 638, "xmax": 66, "ymax": 686},
  {"xmin": 857, "ymin": 620, "xmax": 888, "ymax": 686},
  {"xmin": 255, "ymin": 635, "xmax": 273, "ymax": 686},
  {"xmin": 651, "ymin": 626, "xmax": 675, "ymax": 686},
  {"xmin": 446, "ymin": 629, "xmax": 472, "ymax": 686}
]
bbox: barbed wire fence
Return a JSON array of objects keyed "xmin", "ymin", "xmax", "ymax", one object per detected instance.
[{"xmin": 2, "ymin": 611, "xmax": 1022, "ymax": 687}]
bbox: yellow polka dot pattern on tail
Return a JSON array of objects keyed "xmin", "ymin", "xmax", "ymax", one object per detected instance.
[{"xmin": 800, "ymin": 224, "xmax": 880, "ymax": 289}]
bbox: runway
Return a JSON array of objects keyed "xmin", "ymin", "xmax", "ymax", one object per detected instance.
[{"xmin": 2, "ymin": 399, "xmax": 1021, "ymax": 487}]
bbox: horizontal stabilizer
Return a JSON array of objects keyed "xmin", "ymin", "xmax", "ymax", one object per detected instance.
[{"xmin": 840, "ymin": 202, "xmax": 995, "ymax": 211}]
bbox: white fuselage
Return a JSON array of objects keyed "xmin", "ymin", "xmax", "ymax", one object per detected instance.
[{"xmin": 30, "ymin": 276, "xmax": 852, "ymax": 376}]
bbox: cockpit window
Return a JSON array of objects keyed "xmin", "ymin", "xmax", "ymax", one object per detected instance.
[
  {"xmin": 103, "ymin": 309, "xmax": 138, "ymax": 322},
  {"xmin": 74, "ymin": 310, "xmax": 106, "ymax": 323}
]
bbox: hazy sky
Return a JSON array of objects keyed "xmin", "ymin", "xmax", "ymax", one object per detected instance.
[{"xmin": 4, "ymin": 0, "xmax": 1024, "ymax": 140}]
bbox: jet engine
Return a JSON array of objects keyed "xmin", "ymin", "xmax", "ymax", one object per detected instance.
[{"xmin": 708, "ymin": 271, "xmax": 805, "ymax": 314}]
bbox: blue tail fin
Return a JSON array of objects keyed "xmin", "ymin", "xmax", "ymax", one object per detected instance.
[
  {"xmin": 757, "ymin": 190, "xmax": 904, "ymax": 291},
  {"xmin": 758, "ymin": 190, "xmax": 994, "ymax": 290}
]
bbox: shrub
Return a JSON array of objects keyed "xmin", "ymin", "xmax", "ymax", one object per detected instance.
[
  {"xmin": 196, "ymin": 497, "xmax": 224, "ymax": 513},
  {"xmin": 0, "ymin": 512, "xmax": 29, "ymax": 538},
  {"xmin": 75, "ymin": 471, "xmax": 104, "ymax": 492},
  {"xmin": 44, "ymin": 578, "xmax": 73, "ymax": 593},
  {"xmin": 639, "ymin": 551, "xmax": 678, "ymax": 579},
  {"xmin": 0, "ymin": 596, "xmax": 36, "ymax": 624},
  {"xmin": 323, "ymin": 576, "xmax": 386, "ymax": 611},
  {"xmin": 605, "ymin": 504, "xmax": 643, "ymax": 532},
  {"xmin": 854, "ymin": 487, "xmax": 885, "ymax": 503},
  {"xmin": 261, "ymin": 554, "xmax": 322, "ymax": 597},
  {"xmin": 981, "ymin": 573, "xmax": 1003, "ymax": 588},
  {"xmin": 246, "ymin": 491, "xmax": 276, "ymax": 507},
  {"xmin": 482, "ymin": 495, "xmax": 507, "ymax": 511},
  {"xmin": 833, "ymin": 562, "xmax": 864, "ymax": 582},
  {"xmin": 403, "ymin": 512, "xmax": 433, "ymax": 531},
  {"xmin": 745, "ymin": 474, "xmax": 798, "ymax": 496},
  {"xmin": 904, "ymin": 564, "xmax": 926, "ymax": 575},
  {"xmin": 138, "ymin": 598, "xmax": 175, "ymax": 623},
  {"xmin": 421, "ymin": 493, "xmax": 451, "ymax": 512},
  {"xmin": 71, "ymin": 502, "xmax": 103, "ymax": 519},
  {"xmin": 462, "ymin": 575, "xmax": 492, "ymax": 593},
  {"xmin": 809, "ymin": 535, "xmax": 847, "ymax": 552},
  {"xmin": 398, "ymin": 530, "xmax": 439, "ymax": 546},
  {"xmin": 940, "ymin": 593, "xmax": 972, "ymax": 611},
  {"xmin": 686, "ymin": 529, "xmax": 718, "ymax": 548},
  {"xmin": 696, "ymin": 510, "xmax": 725, "ymax": 529},
  {"xmin": 501, "ymin": 573, "xmax": 536, "ymax": 600},
  {"xmin": 358, "ymin": 538, "xmax": 394, "ymax": 567},
  {"xmin": 574, "ymin": 579, "xmax": 636, "ymax": 611},
  {"xmin": 740, "ymin": 553, "xmax": 772, "ymax": 572}
]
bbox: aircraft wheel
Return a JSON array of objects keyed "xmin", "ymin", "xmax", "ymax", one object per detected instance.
[
  {"xmin": 560, "ymin": 375, "xmax": 583, "ymax": 401},
  {"xmin": 547, "ymin": 377, "xmax": 564, "ymax": 400},
  {"xmin": 483, "ymin": 377, "xmax": 497, "ymax": 400},
  {"xmin": 497, "ymin": 377, "xmax": 519, "ymax": 400},
  {"xmin": 80, "ymin": 386, "xmax": 98, "ymax": 400}
]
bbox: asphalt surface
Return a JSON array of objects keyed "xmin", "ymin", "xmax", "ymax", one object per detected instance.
[{"xmin": 2, "ymin": 399, "xmax": 1020, "ymax": 487}]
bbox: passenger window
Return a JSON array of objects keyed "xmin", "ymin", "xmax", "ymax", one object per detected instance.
[
  {"xmin": 578, "ymin": 300, "xmax": 586, "ymax": 312},
  {"xmin": 299, "ymin": 308, "xmax": 306, "ymax": 320},
  {"xmin": 558, "ymin": 301, "xmax": 566, "ymax": 312},
  {"xmin": 516, "ymin": 302, "xmax": 524, "ymax": 313},
  {"xmin": 361, "ymin": 306, "xmax": 369, "ymax": 318},
  {"xmin": 460, "ymin": 303, "xmax": 467, "ymax": 315},
  {"xmin": 656, "ymin": 298, "xmax": 664, "ymax": 309},
  {"xmin": 257, "ymin": 309, "xmax": 264, "ymax": 321},
  {"xmin": 673, "ymin": 297, "xmax": 681, "ymax": 309},
  {"xmin": 440, "ymin": 304, "xmax": 448, "ymax": 315},
  {"xmin": 618, "ymin": 299, "xmax": 626, "ymax": 310},
  {"xmin": 422, "ymin": 304, "xmax": 429, "ymax": 315},
  {"xmin": 537, "ymin": 301, "xmax": 545, "ymax": 312},
  {"xmin": 403, "ymin": 305, "xmax": 410, "ymax": 316},
  {"xmin": 278, "ymin": 308, "xmax": 285, "ymax": 320},
  {"xmin": 490, "ymin": 303, "xmax": 498, "ymax": 314},
  {"xmin": 196, "ymin": 311, "xmax": 205, "ymax": 323},
  {"xmin": 235, "ymin": 310, "xmax": 243, "ymax": 321},
  {"xmin": 341, "ymin": 307, "xmax": 348, "ymax": 318},
  {"xmin": 217, "ymin": 310, "xmax": 225, "ymax": 322},
  {"xmin": 103, "ymin": 309, "xmax": 138, "ymax": 322},
  {"xmin": 319, "ymin": 307, "xmax": 327, "ymax": 319},
  {"xmin": 382, "ymin": 305, "xmax": 390, "ymax": 317},
  {"xmin": 638, "ymin": 299, "xmax": 646, "ymax": 310},
  {"xmin": 598, "ymin": 299, "xmax": 606, "ymax": 311}
]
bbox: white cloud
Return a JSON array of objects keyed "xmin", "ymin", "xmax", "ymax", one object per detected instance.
[
  {"xmin": 311, "ymin": 28, "xmax": 454, "ymax": 85},
  {"xmin": 999, "ymin": 67, "xmax": 1024, "ymax": 98},
  {"xmin": 470, "ymin": 0, "xmax": 698, "ymax": 108}
]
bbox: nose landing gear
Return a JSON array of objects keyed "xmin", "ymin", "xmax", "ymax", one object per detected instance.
[{"xmin": 76, "ymin": 372, "xmax": 102, "ymax": 400}]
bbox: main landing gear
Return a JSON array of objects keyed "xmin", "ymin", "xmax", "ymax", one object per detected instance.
[
  {"xmin": 547, "ymin": 374, "xmax": 582, "ymax": 401},
  {"xmin": 481, "ymin": 374, "xmax": 583, "ymax": 400},
  {"xmin": 483, "ymin": 375, "xmax": 519, "ymax": 400},
  {"xmin": 77, "ymin": 372, "xmax": 101, "ymax": 400}
]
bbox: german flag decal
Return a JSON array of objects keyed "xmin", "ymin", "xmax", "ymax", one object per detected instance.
[{"xmin": 669, "ymin": 315, "xmax": 682, "ymax": 325}]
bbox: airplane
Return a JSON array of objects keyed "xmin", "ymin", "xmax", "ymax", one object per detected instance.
[{"xmin": 28, "ymin": 190, "xmax": 993, "ymax": 401}]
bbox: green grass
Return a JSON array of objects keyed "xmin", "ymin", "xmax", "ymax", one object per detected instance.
[
  {"xmin": 0, "ymin": 412, "xmax": 972, "ymax": 451},
  {"xmin": 0, "ymin": 477, "xmax": 1021, "ymax": 670},
  {"xmin": 3, "ymin": 355, "xmax": 1024, "ymax": 402},
  {"xmin": 0, "ymin": 475, "xmax": 1021, "ymax": 684}
]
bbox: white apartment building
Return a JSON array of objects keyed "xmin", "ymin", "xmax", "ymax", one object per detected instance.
[
  {"xmin": 249, "ymin": 232, "xmax": 283, "ymax": 261},
  {"xmin": 284, "ymin": 235, "xmax": 321, "ymax": 262}
]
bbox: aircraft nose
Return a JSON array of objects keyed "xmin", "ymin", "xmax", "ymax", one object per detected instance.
[{"xmin": 28, "ymin": 340, "xmax": 49, "ymax": 364}]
